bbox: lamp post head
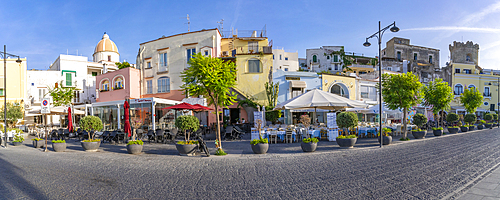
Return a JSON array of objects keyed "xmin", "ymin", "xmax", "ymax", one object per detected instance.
[
  {"xmin": 363, "ymin": 40, "xmax": 371, "ymax": 47},
  {"xmin": 15, "ymin": 57, "xmax": 22, "ymax": 63},
  {"xmin": 390, "ymin": 25, "xmax": 400, "ymax": 33}
]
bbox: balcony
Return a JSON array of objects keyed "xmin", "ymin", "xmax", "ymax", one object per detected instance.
[
  {"xmin": 484, "ymin": 92, "xmax": 492, "ymax": 97},
  {"xmin": 234, "ymin": 46, "xmax": 272, "ymax": 55},
  {"xmin": 454, "ymin": 91, "xmax": 463, "ymax": 95}
]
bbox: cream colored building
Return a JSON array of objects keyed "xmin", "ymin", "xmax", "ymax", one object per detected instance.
[{"xmin": 0, "ymin": 58, "xmax": 27, "ymax": 105}]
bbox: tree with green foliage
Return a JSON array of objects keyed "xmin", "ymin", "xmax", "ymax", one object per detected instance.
[
  {"xmin": 264, "ymin": 82, "xmax": 281, "ymax": 123},
  {"xmin": 0, "ymin": 102, "xmax": 23, "ymax": 128},
  {"xmin": 326, "ymin": 47, "xmax": 353, "ymax": 73},
  {"xmin": 48, "ymin": 81, "xmax": 75, "ymax": 106},
  {"xmin": 446, "ymin": 113, "xmax": 459, "ymax": 126},
  {"xmin": 115, "ymin": 62, "xmax": 131, "ymax": 69},
  {"xmin": 464, "ymin": 113, "xmax": 477, "ymax": 126},
  {"xmin": 181, "ymin": 53, "xmax": 237, "ymax": 150},
  {"xmin": 79, "ymin": 115, "xmax": 103, "ymax": 141},
  {"xmin": 460, "ymin": 88, "xmax": 483, "ymax": 114},
  {"xmin": 412, "ymin": 113, "xmax": 427, "ymax": 131},
  {"xmin": 484, "ymin": 113, "xmax": 493, "ymax": 123},
  {"xmin": 381, "ymin": 72, "xmax": 423, "ymax": 139},
  {"xmin": 336, "ymin": 112, "xmax": 358, "ymax": 135},
  {"xmin": 423, "ymin": 78, "xmax": 454, "ymax": 128},
  {"xmin": 175, "ymin": 115, "xmax": 199, "ymax": 142}
]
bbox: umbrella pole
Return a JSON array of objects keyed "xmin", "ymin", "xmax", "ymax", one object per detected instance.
[
  {"xmin": 44, "ymin": 114, "xmax": 48, "ymax": 152},
  {"xmin": 315, "ymin": 107, "xmax": 317, "ymax": 125}
]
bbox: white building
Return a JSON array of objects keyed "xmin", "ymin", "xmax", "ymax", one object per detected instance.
[
  {"xmin": 306, "ymin": 46, "xmax": 343, "ymax": 73},
  {"xmin": 298, "ymin": 58, "xmax": 307, "ymax": 71},
  {"xmin": 136, "ymin": 28, "xmax": 221, "ymax": 101},
  {"xmin": 272, "ymin": 48, "xmax": 298, "ymax": 72}
]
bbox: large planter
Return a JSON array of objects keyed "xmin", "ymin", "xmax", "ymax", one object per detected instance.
[
  {"xmin": 477, "ymin": 125, "xmax": 484, "ymax": 130},
  {"xmin": 301, "ymin": 142, "xmax": 317, "ymax": 152},
  {"xmin": 251, "ymin": 143, "xmax": 269, "ymax": 154},
  {"xmin": 377, "ymin": 136, "xmax": 392, "ymax": 145},
  {"xmin": 127, "ymin": 144, "xmax": 143, "ymax": 154},
  {"xmin": 81, "ymin": 141, "xmax": 100, "ymax": 152},
  {"xmin": 485, "ymin": 124, "xmax": 492, "ymax": 129},
  {"xmin": 337, "ymin": 138, "xmax": 357, "ymax": 148},
  {"xmin": 412, "ymin": 131, "xmax": 426, "ymax": 139},
  {"xmin": 469, "ymin": 126, "xmax": 475, "ymax": 131},
  {"xmin": 175, "ymin": 144, "xmax": 198, "ymax": 156},
  {"xmin": 32, "ymin": 140, "xmax": 45, "ymax": 148},
  {"xmin": 12, "ymin": 141, "xmax": 22, "ymax": 146},
  {"xmin": 433, "ymin": 130, "xmax": 443, "ymax": 136},
  {"xmin": 460, "ymin": 127, "xmax": 468, "ymax": 132},
  {"xmin": 52, "ymin": 142, "xmax": 67, "ymax": 152},
  {"xmin": 448, "ymin": 128, "xmax": 459, "ymax": 134}
]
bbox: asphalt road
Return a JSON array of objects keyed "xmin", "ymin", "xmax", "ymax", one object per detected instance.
[{"xmin": 1, "ymin": 128, "xmax": 500, "ymax": 200}]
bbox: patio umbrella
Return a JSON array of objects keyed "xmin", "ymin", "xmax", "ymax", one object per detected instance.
[
  {"xmin": 67, "ymin": 107, "xmax": 73, "ymax": 133},
  {"xmin": 192, "ymin": 104, "xmax": 212, "ymax": 111},
  {"xmin": 162, "ymin": 102, "xmax": 197, "ymax": 110},
  {"xmin": 124, "ymin": 100, "xmax": 131, "ymax": 137}
]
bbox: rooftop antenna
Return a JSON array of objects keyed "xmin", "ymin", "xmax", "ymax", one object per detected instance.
[
  {"xmin": 185, "ymin": 14, "xmax": 190, "ymax": 32},
  {"xmin": 217, "ymin": 19, "xmax": 224, "ymax": 36}
]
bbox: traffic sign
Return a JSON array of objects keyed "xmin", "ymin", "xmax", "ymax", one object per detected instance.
[{"xmin": 41, "ymin": 98, "xmax": 50, "ymax": 114}]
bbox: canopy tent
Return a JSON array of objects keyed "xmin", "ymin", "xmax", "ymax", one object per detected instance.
[
  {"xmin": 28, "ymin": 106, "xmax": 85, "ymax": 115},
  {"xmin": 346, "ymin": 107, "xmax": 374, "ymax": 114}
]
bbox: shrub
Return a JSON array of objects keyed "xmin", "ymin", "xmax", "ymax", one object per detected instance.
[
  {"xmin": 336, "ymin": 135, "xmax": 357, "ymax": 139},
  {"xmin": 251, "ymin": 138, "xmax": 268, "ymax": 145},
  {"xmin": 432, "ymin": 127, "xmax": 443, "ymax": 130},
  {"xmin": 79, "ymin": 116, "xmax": 103, "ymax": 141},
  {"xmin": 13, "ymin": 134, "xmax": 24, "ymax": 142},
  {"xmin": 336, "ymin": 112, "xmax": 358, "ymax": 129},
  {"xmin": 127, "ymin": 140, "xmax": 143, "ymax": 145},
  {"xmin": 303, "ymin": 138, "xmax": 319, "ymax": 143},
  {"xmin": 492, "ymin": 113, "xmax": 498, "ymax": 120},
  {"xmin": 446, "ymin": 113, "xmax": 459, "ymax": 123},
  {"xmin": 480, "ymin": 120, "xmax": 486, "ymax": 124},
  {"xmin": 175, "ymin": 115, "xmax": 200, "ymax": 142},
  {"xmin": 484, "ymin": 113, "xmax": 493, "ymax": 121},
  {"xmin": 52, "ymin": 140, "xmax": 66, "ymax": 143},
  {"xmin": 82, "ymin": 139, "xmax": 101, "ymax": 142},
  {"xmin": 412, "ymin": 113, "xmax": 427, "ymax": 129},
  {"xmin": 448, "ymin": 126, "xmax": 459, "ymax": 128},
  {"xmin": 32, "ymin": 138, "xmax": 43, "ymax": 141},
  {"xmin": 215, "ymin": 148, "xmax": 228, "ymax": 156},
  {"xmin": 177, "ymin": 140, "xmax": 198, "ymax": 145},
  {"xmin": 400, "ymin": 137, "xmax": 410, "ymax": 141},
  {"xmin": 457, "ymin": 121, "xmax": 463, "ymax": 126},
  {"xmin": 464, "ymin": 114, "xmax": 477, "ymax": 125}
]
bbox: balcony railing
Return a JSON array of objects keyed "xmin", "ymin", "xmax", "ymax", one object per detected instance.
[
  {"xmin": 454, "ymin": 91, "xmax": 463, "ymax": 95},
  {"xmin": 484, "ymin": 92, "xmax": 492, "ymax": 97},
  {"xmin": 234, "ymin": 46, "xmax": 272, "ymax": 55}
]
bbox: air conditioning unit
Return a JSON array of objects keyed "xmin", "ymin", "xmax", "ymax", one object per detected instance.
[{"xmin": 222, "ymin": 51, "xmax": 229, "ymax": 56}]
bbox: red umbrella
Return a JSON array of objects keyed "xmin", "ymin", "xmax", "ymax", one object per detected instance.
[
  {"xmin": 68, "ymin": 107, "xmax": 73, "ymax": 133},
  {"xmin": 124, "ymin": 100, "xmax": 131, "ymax": 137},
  {"xmin": 192, "ymin": 104, "xmax": 213, "ymax": 111},
  {"xmin": 162, "ymin": 102, "xmax": 197, "ymax": 110}
]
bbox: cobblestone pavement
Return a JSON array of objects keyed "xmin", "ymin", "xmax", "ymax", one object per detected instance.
[{"xmin": 1, "ymin": 128, "xmax": 500, "ymax": 199}]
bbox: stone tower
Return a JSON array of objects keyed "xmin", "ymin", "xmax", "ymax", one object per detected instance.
[{"xmin": 449, "ymin": 41, "xmax": 479, "ymax": 65}]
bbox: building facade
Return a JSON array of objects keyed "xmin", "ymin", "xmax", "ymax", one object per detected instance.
[
  {"xmin": 306, "ymin": 46, "xmax": 343, "ymax": 73},
  {"xmin": 272, "ymin": 48, "xmax": 298, "ymax": 72},
  {"xmin": 95, "ymin": 67, "xmax": 141, "ymax": 102}
]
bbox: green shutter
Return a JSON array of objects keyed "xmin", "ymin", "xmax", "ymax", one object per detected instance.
[{"xmin": 66, "ymin": 73, "xmax": 72, "ymax": 86}]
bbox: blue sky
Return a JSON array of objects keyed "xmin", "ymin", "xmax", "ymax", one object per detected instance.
[{"xmin": 2, "ymin": 0, "xmax": 500, "ymax": 70}]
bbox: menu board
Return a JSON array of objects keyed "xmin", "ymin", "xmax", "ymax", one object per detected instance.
[
  {"xmin": 327, "ymin": 113, "xmax": 337, "ymax": 128},
  {"xmin": 254, "ymin": 111, "xmax": 264, "ymax": 128}
]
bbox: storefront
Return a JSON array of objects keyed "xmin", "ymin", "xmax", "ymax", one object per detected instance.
[{"xmin": 90, "ymin": 97, "xmax": 181, "ymax": 131}]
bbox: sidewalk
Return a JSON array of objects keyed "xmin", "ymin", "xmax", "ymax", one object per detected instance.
[{"xmin": 457, "ymin": 166, "xmax": 500, "ymax": 200}]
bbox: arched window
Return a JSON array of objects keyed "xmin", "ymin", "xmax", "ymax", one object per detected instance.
[
  {"xmin": 312, "ymin": 55, "xmax": 317, "ymax": 62},
  {"xmin": 330, "ymin": 84, "xmax": 349, "ymax": 98},
  {"xmin": 157, "ymin": 77, "xmax": 170, "ymax": 93},
  {"xmin": 101, "ymin": 80, "xmax": 109, "ymax": 91},
  {"xmin": 454, "ymin": 84, "xmax": 463, "ymax": 95},
  {"xmin": 248, "ymin": 58, "xmax": 261, "ymax": 73},
  {"xmin": 468, "ymin": 84, "xmax": 475, "ymax": 91},
  {"xmin": 327, "ymin": 56, "xmax": 330, "ymax": 60},
  {"xmin": 466, "ymin": 55, "xmax": 471, "ymax": 61},
  {"xmin": 114, "ymin": 77, "xmax": 123, "ymax": 89}
]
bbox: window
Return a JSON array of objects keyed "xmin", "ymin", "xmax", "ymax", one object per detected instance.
[
  {"xmin": 455, "ymin": 68, "xmax": 460, "ymax": 73},
  {"xmin": 147, "ymin": 62, "xmax": 151, "ymax": 69},
  {"xmin": 285, "ymin": 57, "xmax": 288, "ymax": 61},
  {"xmin": 464, "ymin": 69, "xmax": 471, "ymax": 74},
  {"xmin": 39, "ymin": 88, "xmax": 46, "ymax": 101},
  {"xmin": 388, "ymin": 67, "xmax": 392, "ymax": 71},
  {"xmin": 157, "ymin": 77, "xmax": 170, "ymax": 93},
  {"xmin": 280, "ymin": 55, "xmax": 282, "ymax": 60},
  {"xmin": 284, "ymin": 68, "xmax": 289, "ymax": 71},
  {"xmin": 485, "ymin": 102, "xmax": 489, "ymax": 106},
  {"xmin": 102, "ymin": 80, "xmax": 109, "ymax": 91},
  {"xmin": 273, "ymin": 55, "xmax": 274, "ymax": 60},
  {"xmin": 454, "ymin": 84, "xmax": 463, "ymax": 95},
  {"xmin": 159, "ymin": 52, "xmax": 168, "ymax": 72},
  {"xmin": 186, "ymin": 48, "xmax": 196, "ymax": 63},
  {"xmin": 313, "ymin": 55, "xmax": 317, "ymax": 62},
  {"xmin": 114, "ymin": 77, "xmax": 123, "ymax": 89},
  {"xmin": 327, "ymin": 56, "xmax": 330, "ymax": 60},
  {"xmin": 397, "ymin": 51, "xmax": 401, "ymax": 61},
  {"xmin": 466, "ymin": 55, "xmax": 471, "ymax": 61},
  {"xmin": 334, "ymin": 64, "xmax": 339, "ymax": 71},
  {"xmin": 414, "ymin": 53, "xmax": 417, "ymax": 60},
  {"xmin": 360, "ymin": 86, "xmax": 369, "ymax": 98},
  {"xmin": 334, "ymin": 55, "xmax": 338, "ymax": 62},
  {"xmin": 330, "ymin": 84, "xmax": 348, "ymax": 98},
  {"xmin": 429, "ymin": 55, "xmax": 433, "ymax": 64},
  {"xmin": 108, "ymin": 55, "xmax": 111, "ymax": 61},
  {"xmin": 146, "ymin": 80, "xmax": 152, "ymax": 94},
  {"xmin": 248, "ymin": 59, "xmax": 261, "ymax": 73},
  {"xmin": 204, "ymin": 50, "xmax": 209, "ymax": 56},
  {"xmin": 73, "ymin": 91, "xmax": 80, "ymax": 103},
  {"xmin": 66, "ymin": 73, "xmax": 72, "ymax": 86},
  {"xmin": 0, "ymin": 89, "xmax": 4, "ymax": 96},
  {"xmin": 291, "ymin": 88, "xmax": 303, "ymax": 98},
  {"xmin": 485, "ymin": 87, "xmax": 491, "ymax": 97},
  {"xmin": 92, "ymin": 72, "xmax": 98, "ymax": 76},
  {"xmin": 248, "ymin": 41, "xmax": 258, "ymax": 53},
  {"xmin": 468, "ymin": 85, "xmax": 475, "ymax": 91}
]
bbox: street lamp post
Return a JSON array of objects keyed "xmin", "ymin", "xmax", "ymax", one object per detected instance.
[
  {"xmin": 363, "ymin": 21, "xmax": 399, "ymax": 148},
  {"xmin": 2, "ymin": 45, "xmax": 23, "ymax": 148}
]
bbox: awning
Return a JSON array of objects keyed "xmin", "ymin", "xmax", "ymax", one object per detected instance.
[{"xmin": 289, "ymin": 80, "xmax": 306, "ymax": 88}]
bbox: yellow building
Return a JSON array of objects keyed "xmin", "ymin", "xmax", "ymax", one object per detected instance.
[
  {"xmin": 320, "ymin": 73, "xmax": 357, "ymax": 100},
  {"xmin": 0, "ymin": 58, "xmax": 27, "ymax": 106},
  {"xmin": 221, "ymin": 31, "xmax": 273, "ymax": 105}
]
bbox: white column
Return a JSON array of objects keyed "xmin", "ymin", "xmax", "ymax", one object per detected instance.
[
  {"xmin": 117, "ymin": 104, "xmax": 121, "ymax": 130},
  {"xmin": 152, "ymin": 102, "xmax": 156, "ymax": 130}
]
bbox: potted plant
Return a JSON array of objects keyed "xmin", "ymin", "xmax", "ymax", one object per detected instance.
[
  {"xmin": 446, "ymin": 113, "xmax": 460, "ymax": 134},
  {"xmin": 411, "ymin": 113, "xmax": 427, "ymax": 139},
  {"xmin": 175, "ymin": 115, "xmax": 200, "ymax": 156},
  {"xmin": 377, "ymin": 128, "xmax": 392, "ymax": 145},
  {"xmin": 464, "ymin": 113, "xmax": 476, "ymax": 131},
  {"xmin": 12, "ymin": 134, "xmax": 24, "ymax": 146},
  {"xmin": 301, "ymin": 137, "xmax": 318, "ymax": 152},
  {"xmin": 484, "ymin": 113, "xmax": 493, "ymax": 129},
  {"xmin": 336, "ymin": 112, "xmax": 358, "ymax": 148},
  {"xmin": 492, "ymin": 113, "xmax": 498, "ymax": 127},
  {"xmin": 477, "ymin": 120, "xmax": 485, "ymax": 130},
  {"xmin": 32, "ymin": 137, "xmax": 44, "ymax": 148},
  {"xmin": 79, "ymin": 115, "xmax": 103, "ymax": 152},
  {"xmin": 459, "ymin": 121, "xmax": 468, "ymax": 132},
  {"xmin": 250, "ymin": 119, "xmax": 269, "ymax": 154},
  {"xmin": 127, "ymin": 116, "xmax": 144, "ymax": 154},
  {"xmin": 52, "ymin": 140, "xmax": 66, "ymax": 152},
  {"xmin": 432, "ymin": 127, "xmax": 443, "ymax": 136}
]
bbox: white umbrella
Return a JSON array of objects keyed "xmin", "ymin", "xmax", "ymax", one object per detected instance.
[
  {"xmin": 28, "ymin": 106, "xmax": 85, "ymax": 115},
  {"xmin": 346, "ymin": 107, "xmax": 374, "ymax": 114},
  {"xmin": 368, "ymin": 104, "xmax": 401, "ymax": 114}
]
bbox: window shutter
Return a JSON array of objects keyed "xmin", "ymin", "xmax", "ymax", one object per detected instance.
[
  {"xmin": 160, "ymin": 53, "xmax": 164, "ymax": 66},
  {"xmin": 66, "ymin": 73, "xmax": 72, "ymax": 86}
]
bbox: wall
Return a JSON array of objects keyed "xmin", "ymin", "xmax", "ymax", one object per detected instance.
[
  {"xmin": 272, "ymin": 48, "xmax": 299, "ymax": 72},
  {"xmin": 96, "ymin": 67, "xmax": 141, "ymax": 102},
  {"xmin": 0, "ymin": 58, "xmax": 27, "ymax": 105},
  {"xmin": 306, "ymin": 46, "xmax": 342, "ymax": 73}
]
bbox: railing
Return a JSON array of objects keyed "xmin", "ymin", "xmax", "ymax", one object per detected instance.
[
  {"xmin": 484, "ymin": 92, "xmax": 492, "ymax": 97},
  {"xmin": 454, "ymin": 91, "xmax": 463, "ymax": 95},
  {"xmin": 234, "ymin": 46, "xmax": 272, "ymax": 55},
  {"xmin": 221, "ymin": 30, "xmax": 266, "ymax": 38}
]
